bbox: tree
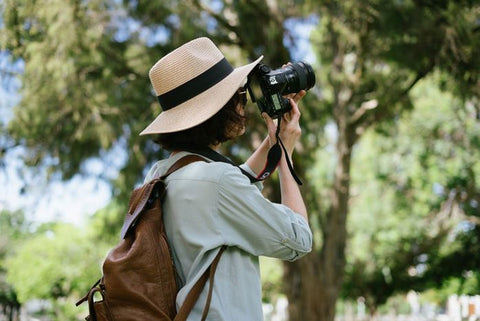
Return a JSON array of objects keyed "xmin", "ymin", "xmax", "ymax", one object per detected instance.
[
  {"xmin": 282, "ymin": 1, "xmax": 479, "ymax": 320},
  {"xmin": 5, "ymin": 222, "xmax": 109, "ymax": 320},
  {"xmin": 1, "ymin": 0, "xmax": 311, "ymax": 318},
  {"xmin": 2, "ymin": 1, "xmax": 479, "ymax": 320},
  {"xmin": 342, "ymin": 75, "xmax": 480, "ymax": 314},
  {"xmin": 0, "ymin": 210, "xmax": 28, "ymax": 321}
]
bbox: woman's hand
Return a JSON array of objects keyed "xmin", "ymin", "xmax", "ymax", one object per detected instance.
[
  {"xmin": 263, "ymin": 89, "xmax": 308, "ymax": 222},
  {"xmin": 262, "ymin": 90, "xmax": 306, "ymax": 159}
]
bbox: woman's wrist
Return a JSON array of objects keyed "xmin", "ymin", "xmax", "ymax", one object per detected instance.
[
  {"xmin": 277, "ymin": 153, "xmax": 292, "ymax": 174},
  {"xmin": 246, "ymin": 137, "xmax": 271, "ymax": 175}
]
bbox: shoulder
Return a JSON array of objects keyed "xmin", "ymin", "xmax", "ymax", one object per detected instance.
[
  {"xmin": 144, "ymin": 152, "xmax": 250, "ymax": 187},
  {"xmin": 168, "ymin": 158, "xmax": 247, "ymax": 185}
]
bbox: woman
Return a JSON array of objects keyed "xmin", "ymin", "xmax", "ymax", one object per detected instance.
[{"xmin": 141, "ymin": 37, "xmax": 312, "ymax": 321}]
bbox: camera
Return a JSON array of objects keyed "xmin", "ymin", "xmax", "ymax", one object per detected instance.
[{"xmin": 247, "ymin": 62, "xmax": 316, "ymax": 118}]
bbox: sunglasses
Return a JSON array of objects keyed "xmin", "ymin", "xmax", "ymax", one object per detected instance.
[{"xmin": 238, "ymin": 88, "xmax": 247, "ymax": 106}]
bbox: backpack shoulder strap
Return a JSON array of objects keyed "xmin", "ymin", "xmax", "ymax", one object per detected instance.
[
  {"xmin": 161, "ymin": 154, "xmax": 207, "ymax": 179},
  {"xmin": 174, "ymin": 246, "xmax": 226, "ymax": 321},
  {"xmin": 120, "ymin": 154, "xmax": 206, "ymax": 239}
]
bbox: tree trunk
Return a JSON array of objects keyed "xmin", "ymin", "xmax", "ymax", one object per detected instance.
[{"xmin": 285, "ymin": 116, "xmax": 355, "ymax": 321}]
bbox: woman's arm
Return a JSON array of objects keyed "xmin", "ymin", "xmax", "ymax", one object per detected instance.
[
  {"xmin": 246, "ymin": 90, "xmax": 308, "ymax": 222},
  {"xmin": 245, "ymin": 136, "xmax": 270, "ymax": 175}
]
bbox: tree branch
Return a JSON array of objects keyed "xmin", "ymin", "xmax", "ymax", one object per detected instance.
[
  {"xmin": 0, "ymin": 68, "xmax": 22, "ymax": 78},
  {"xmin": 191, "ymin": 0, "xmax": 240, "ymax": 36},
  {"xmin": 351, "ymin": 65, "xmax": 434, "ymax": 130},
  {"xmin": 349, "ymin": 99, "xmax": 378, "ymax": 124}
]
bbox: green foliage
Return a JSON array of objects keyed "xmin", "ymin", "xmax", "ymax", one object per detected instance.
[
  {"xmin": 2, "ymin": 0, "xmax": 156, "ymax": 197},
  {"xmin": 422, "ymin": 271, "xmax": 480, "ymax": 306},
  {"xmin": 87, "ymin": 199, "xmax": 129, "ymax": 245},
  {"xmin": 306, "ymin": 1, "xmax": 479, "ymax": 317},
  {"xmin": 0, "ymin": 210, "xmax": 28, "ymax": 316},
  {"xmin": 1, "ymin": 0, "xmax": 480, "ymax": 320},
  {"xmin": 1, "ymin": 0, "xmax": 315, "ymax": 201},
  {"xmin": 5, "ymin": 222, "xmax": 109, "ymax": 319},
  {"xmin": 343, "ymin": 74, "xmax": 480, "ymax": 312},
  {"xmin": 260, "ymin": 257, "xmax": 284, "ymax": 304}
]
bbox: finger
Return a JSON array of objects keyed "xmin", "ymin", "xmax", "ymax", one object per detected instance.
[
  {"xmin": 284, "ymin": 89, "xmax": 306, "ymax": 101},
  {"xmin": 281, "ymin": 100, "xmax": 296, "ymax": 123},
  {"xmin": 262, "ymin": 112, "xmax": 278, "ymax": 139},
  {"xmin": 289, "ymin": 98, "xmax": 301, "ymax": 122},
  {"xmin": 262, "ymin": 111, "xmax": 276, "ymax": 126},
  {"xmin": 292, "ymin": 90, "xmax": 306, "ymax": 103}
]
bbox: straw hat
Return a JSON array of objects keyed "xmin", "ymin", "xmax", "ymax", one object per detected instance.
[{"xmin": 140, "ymin": 37, "xmax": 263, "ymax": 135}]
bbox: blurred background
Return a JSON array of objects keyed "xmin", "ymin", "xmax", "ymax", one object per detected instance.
[{"xmin": 0, "ymin": 0, "xmax": 479, "ymax": 320}]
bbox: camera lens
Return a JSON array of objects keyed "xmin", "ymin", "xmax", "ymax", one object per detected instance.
[{"xmin": 282, "ymin": 62, "xmax": 316, "ymax": 94}]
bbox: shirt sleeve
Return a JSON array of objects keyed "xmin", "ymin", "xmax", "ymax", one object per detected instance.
[
  {"xmin": 215, "ymin": 165, "xmax": 312, "ymax": 261},
  {"xmin": 239, "ymin": 163, "xmax": 263, "ymax": 191}
]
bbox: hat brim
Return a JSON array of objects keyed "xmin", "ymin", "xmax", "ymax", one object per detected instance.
[{"xmin": 140, "ymin": 55, "xmax": 264, "ymax": 135}]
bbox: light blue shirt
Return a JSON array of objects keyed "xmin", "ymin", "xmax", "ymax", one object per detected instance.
[{"xmin": 144, "ymin": 152, "xmax": 312, "ymax": 321}]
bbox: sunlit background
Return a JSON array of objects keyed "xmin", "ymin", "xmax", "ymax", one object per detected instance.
[{"xmin": 1, "ymin": 1, "xmax": 479, "ymax": 320}]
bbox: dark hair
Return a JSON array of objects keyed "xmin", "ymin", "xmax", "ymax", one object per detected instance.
[{"xmin": 154, "ymin": 91, "xmax": 246, "ymax": 151}]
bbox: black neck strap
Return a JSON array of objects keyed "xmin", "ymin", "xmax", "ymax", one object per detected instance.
[
  {"xmin": 179, "ymin": 146, "xmax": 259, "ymax": 183},
  {"xmin": 157, "ymin": 58, "xmax": 233, "ymax": 111},
  {"xmin": 180, "ymin": 129, "xmax": 302, "ymax": 186}
]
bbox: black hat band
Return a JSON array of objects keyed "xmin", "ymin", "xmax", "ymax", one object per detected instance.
[{"xmin": 157, "ymin": 58, "xmax": 234, "ymax": 111}]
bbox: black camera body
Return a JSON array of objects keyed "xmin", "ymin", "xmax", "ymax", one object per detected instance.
[{"xmin": 248, "ymin": 62, "xmax": 316, "ymax": 118}]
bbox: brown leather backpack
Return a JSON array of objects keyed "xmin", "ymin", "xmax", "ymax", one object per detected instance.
[{"xmin": 77, "ymin": 155, "xmax": 225, "ymax": 321}]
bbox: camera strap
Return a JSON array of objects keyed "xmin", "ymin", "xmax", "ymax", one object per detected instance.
[
  {"xmin": 274, "ymin": 117, "xmax": 303, "ymax": 185},
  {"xmin": 250, "ymin": 119, "xmax": 303, "ymax": 185},
  {"xmin": 178, "ymin": 146, "xmax": 260, "ymax": 184},
  {"xmin": 180, "ymin": 123, "xmax": 302, "ymax": 185}
]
